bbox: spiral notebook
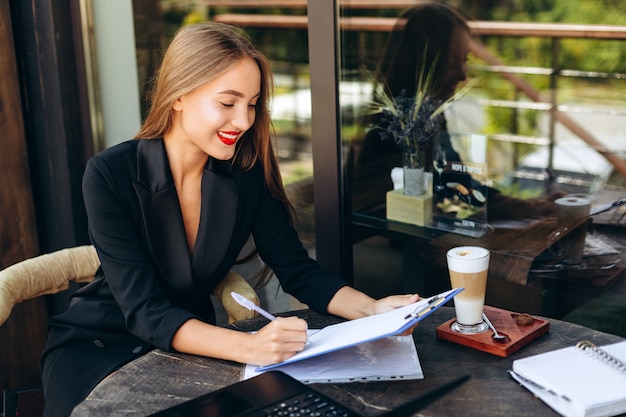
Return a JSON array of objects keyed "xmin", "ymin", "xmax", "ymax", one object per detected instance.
[{"xmin": 510, "ymin": 340, "xmax": 626, "ymax": 417}]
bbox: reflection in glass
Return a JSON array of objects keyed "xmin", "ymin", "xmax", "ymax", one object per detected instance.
[{"xmin": 433, "ymin": 143, "xmax": 447, "ymax": 192}]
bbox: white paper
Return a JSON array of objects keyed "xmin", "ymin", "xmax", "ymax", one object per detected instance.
[
  {"xmin": 255, "ymin": 288, "xmax": 460, "ymax": 371},
  {"xmin": 243, "ymin": 332, "xmax": 423, "ymax": 383}
]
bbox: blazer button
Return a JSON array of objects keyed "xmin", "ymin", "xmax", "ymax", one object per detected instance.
[
  {"xmin": 132, "ymin": 346, "xmax": 143, "ymax": 354},
  {"xmin": 93, "ymin": 340, "xmax": 105, "ymax": 348}
]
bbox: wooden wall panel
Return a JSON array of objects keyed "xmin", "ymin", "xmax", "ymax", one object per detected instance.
[{"xmin": 0, "ymin": 0, "xmax": 48, "ymax": 395}]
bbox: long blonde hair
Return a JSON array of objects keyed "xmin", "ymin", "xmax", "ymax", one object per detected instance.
[{"xmin": 137, "ymin": 22, "xmax": 290, "ymax": 212}]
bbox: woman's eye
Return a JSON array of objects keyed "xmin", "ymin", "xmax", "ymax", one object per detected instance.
[
  {"xmin": 219, "ymin": 102, "xmax": 234, "ymax": 108},
  {"xmin": 249, "ymin": 103, "xmax": 258, "ymax": 108}
]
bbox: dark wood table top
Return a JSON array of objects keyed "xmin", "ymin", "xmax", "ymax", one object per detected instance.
[{"xmin": 71, "ymin": 307, "xmax": 625, "ymax": 417}]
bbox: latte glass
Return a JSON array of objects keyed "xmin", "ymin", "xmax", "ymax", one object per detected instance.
[{"xmin": 446, "ymin": 246, "xmax": 490, "ymax": 334}]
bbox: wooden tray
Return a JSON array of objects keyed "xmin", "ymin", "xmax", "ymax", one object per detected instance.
[{"xmin": 436, "ymin": 305, "xmax": 550, "ymax": 357}]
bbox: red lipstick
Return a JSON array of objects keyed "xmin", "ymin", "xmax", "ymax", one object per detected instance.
[{"xmin": 218, "ymin": 131, "xmax": 238, "ymax": 146}]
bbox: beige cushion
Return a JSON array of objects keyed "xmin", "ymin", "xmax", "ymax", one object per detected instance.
[
  {"xmin": 0, "ymin": 245, "xmax": 100, "ymax": 325},
  {"xmin": 213, "ymin": 270, "xmax": 260, "ymax": 324}
]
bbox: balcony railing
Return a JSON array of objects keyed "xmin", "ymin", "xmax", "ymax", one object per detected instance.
[{"xmin": 209, "ymin": 7, "xmax": 626, "ymax": 193}]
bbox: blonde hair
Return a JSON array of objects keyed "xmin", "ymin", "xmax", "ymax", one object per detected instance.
[{"xmin": 136, "ymin": 22, "xmax": 289, "ymax": 210}]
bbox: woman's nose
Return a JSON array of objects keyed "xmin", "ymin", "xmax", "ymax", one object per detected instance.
[{"xmin": 232, "ymin": 106, "xmax": 255, "ymax": 131}]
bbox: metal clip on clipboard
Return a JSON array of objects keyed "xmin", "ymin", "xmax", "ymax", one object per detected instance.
[{"xmin": 405, "ymin": 295, "xmax": 449, "ymax": 320}]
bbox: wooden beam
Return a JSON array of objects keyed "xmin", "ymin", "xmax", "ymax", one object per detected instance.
[
  {"xmin": 214, "ymin": 14, "xmax": 626, "ymax": 40},
  {"xmin": 199, "ymin": 0, "xmax": 419, "ymax": 9},
  {"xmin": 470, "ymin": 21, "xmax": 626, "ymax": 40},
  {"xmin": 214, "ymin": 14, "xmax": 308, "ymax": 29}
]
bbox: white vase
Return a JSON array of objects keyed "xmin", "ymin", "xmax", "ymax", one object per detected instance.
[{"xmin": 403, "ymin": 149, "xmax": 425, "ymax": 196}]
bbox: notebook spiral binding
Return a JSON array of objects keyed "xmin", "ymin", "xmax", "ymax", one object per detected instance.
[{"xmin": 576, "ymin": 340, "xmax": 626, "ymax": 374}]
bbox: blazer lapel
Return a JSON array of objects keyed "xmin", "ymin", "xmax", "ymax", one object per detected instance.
[
  {"xmin": 133, "ymin": 139, "xmax": 194, "ymax": 295},
  {"xmin": 192, "ymin": 157, "xmax": 239, "ymax": 284}
]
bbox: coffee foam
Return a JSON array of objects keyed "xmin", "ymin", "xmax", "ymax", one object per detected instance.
[{"xmin": 446, "ymin": 246, "xmax": 490, "ymax": 273}]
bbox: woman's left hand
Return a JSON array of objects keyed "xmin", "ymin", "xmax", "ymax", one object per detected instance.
[
  {"xmin": 371, "ymin": 293, "xmax": 421, "ymax": 315},
  {"xmin": 327, "ymin": 287, "xmax": 420, "ymax": 325},
  {"xmin": 372, "ymin": 293, "xmax": 421, "ymax": 336}
]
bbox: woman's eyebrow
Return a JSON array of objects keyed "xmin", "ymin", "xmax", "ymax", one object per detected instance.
[{"xmin": 217, "ymin": 89, "xmax": 261, "ymax": 99}]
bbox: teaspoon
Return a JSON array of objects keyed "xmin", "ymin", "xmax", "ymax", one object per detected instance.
[{"xmin": 482, "ymin": 313, "xmax": 508, "ymax": 342}]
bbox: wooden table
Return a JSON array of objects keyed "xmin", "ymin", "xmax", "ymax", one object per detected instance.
[{"xmin": 71, "ymin": 307, "xmax": 624, "ymax": 417}]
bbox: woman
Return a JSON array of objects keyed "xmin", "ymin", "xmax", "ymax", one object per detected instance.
[
  {"xmin": 40, "ymin": 22, "xmax": 419, "ymax": 416},
  {"xmin": 353, "ymin": 2, "xmax": 472, "ymax": 210}
]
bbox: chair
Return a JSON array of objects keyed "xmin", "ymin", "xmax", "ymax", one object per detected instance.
[
  {"xmin": 0, "ymin": 245, "xmax": 260, "ymax": 417},
  {"xmin": 0, "ymin": 245, "xmax": 260, "ymax": 326}
]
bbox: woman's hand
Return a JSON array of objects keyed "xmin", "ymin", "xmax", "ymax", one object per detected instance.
[
  {"xmin": 371, "ymin": 293, "xmax": 421, "ymax": 336},
  {"xmin": 171, "ymin": 317, "xmax": 308, "ymax": 366},
  {"xmin": 327, "ymin": 286, "xmax": 420, "ymax": 321},
  {"xmin": 244, "ymin": 317, "xmax": 308, "ymax": 366},
  {"xmin": 370, "ymin": 293, "xmax": 421, "ymax": 315}
]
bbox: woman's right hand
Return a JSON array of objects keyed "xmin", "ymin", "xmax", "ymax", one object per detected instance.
[{"xmin": 244, "ymin": 317, "xmax": 308, "ymax": 366}]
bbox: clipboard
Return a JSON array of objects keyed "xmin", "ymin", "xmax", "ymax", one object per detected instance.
[{"xmin": 256, "ymin": 288, "xmax": 463, "ymax": 371}]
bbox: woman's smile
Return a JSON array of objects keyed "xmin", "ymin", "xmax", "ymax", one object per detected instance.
[{"xmin": 218, "ymin": 131, "xmax": 239, "ymax": 146}]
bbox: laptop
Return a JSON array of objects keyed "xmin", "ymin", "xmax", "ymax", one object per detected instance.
[{"xmin": 148, "ymin": 370, "xmax": 469, "ymax": 417}]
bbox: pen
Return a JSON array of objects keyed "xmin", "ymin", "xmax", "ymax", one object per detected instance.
[
  {"xmin": 231, "ymin": 291, "xmax": 277, "ymax": 321},
  {"xmin": 231, "ymin": 292, "xmax": 320, "ymax": 345}
]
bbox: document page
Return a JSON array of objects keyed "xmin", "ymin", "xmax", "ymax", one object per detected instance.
[
  {"xmin": 243, "ymin": 333, "xmax": 423, "ymax": 383},
  {"xmin": 256, "ymin": 288, "xmax": 460, "ymax": 371}
]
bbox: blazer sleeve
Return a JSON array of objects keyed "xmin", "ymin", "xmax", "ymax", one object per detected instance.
[
  {"xmin": 250, "ymin": 182, "xmax": 348, "ymax": 314},
  {"xmin": 82, "ymin": 151, "xmax": 197, "ymax": 351}
]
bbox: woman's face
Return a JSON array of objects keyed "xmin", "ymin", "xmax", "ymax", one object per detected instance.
[
  {"xmin": 170, "ymin": 57, "xmax": 261, "ymax": 160},
  {"xmin": 437, "ymin": 27, "xmax": 470, "ymax": 101}
]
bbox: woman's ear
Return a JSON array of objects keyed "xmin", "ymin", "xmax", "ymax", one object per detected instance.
[{"xmin": 172, "ymin": 96, "xmax": 184, "ymax": 111}]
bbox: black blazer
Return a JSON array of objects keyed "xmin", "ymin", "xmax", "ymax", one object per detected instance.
[{"xmin": 41, "ymin": 139, "xmax": 347, "ymax": 413}]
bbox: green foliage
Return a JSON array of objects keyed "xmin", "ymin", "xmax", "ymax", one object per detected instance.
[
  {"xmin": 493, "ymin": 179, "xmax": 545, "ymax": 200},
  {"xmin": 478, "ymin": 0, "xmax": 626, "ymax": 74},
  {"xmin": 475, "ymin": 0, "xmax": 626, "ymax": 24},
  {"xmin": 282, "ymin": 165, "xmax": 313, "ymax": 185}
]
